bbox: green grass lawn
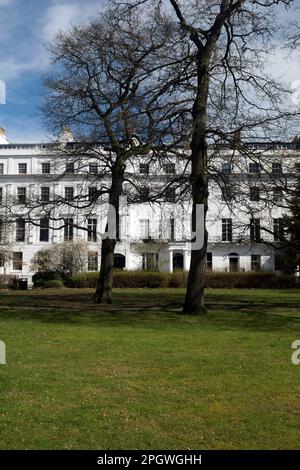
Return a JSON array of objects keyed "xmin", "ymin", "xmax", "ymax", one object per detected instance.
[{"xmin": 0, "ymin": 288, "xmax": 300, "ymax": 450}]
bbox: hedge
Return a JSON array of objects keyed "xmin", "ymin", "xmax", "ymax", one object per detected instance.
[{"xmin": 70, "ymin": 270, "xmax": 299, "ymax": 289}]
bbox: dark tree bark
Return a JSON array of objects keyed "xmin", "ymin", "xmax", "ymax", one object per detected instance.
[{"xmin": 93, "ymin": 160, "xmax": 124, "ymax": 304}]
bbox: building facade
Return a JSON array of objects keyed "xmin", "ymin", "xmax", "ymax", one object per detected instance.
[{"xmin": 0, "ymin": 128, "xmax": 299, "ymax": 284}]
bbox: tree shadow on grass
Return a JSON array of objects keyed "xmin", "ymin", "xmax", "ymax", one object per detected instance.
[{"xmin": 0, "ymin": 289, "xmax": 299, "ymax": 333}]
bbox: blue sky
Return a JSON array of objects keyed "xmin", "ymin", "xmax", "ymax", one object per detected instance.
[
  {"xmin": 0, "ymin": 0, "xmax": 103, "ymax": 142},
  {"xmin": 0, "ymin": 0, "xmax": 299, "ymax": 143}
]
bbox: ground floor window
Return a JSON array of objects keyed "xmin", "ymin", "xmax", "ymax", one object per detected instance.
[
  {"xmin": 229, "ymin": 253, "xmax": 239, "ymax": 272},
  {"xmin": 12, "ymin": 252, "xmax": 23, "ymax": 271},
  {"xmin": 142, "ymin": 252, "xmax": 158, "ymax": 271},
  {"xmin": 206, "ymin": 252, "xmax": 213, "ymax": 272},
  {"xmin": 274, "ymin": 254, "xmax": 284, "ymax": 271},
  {"xmin": 114, "ymin": 253, "xmax": 125, "ymax": 270},
  {"xmin": 173, "ymin": 252, "xmax": 183, "ymax": 270},
  {"xmin": 251, "ymin": 254, "xmax": 261, "ymax": 271},
  {"xmin": 88, "ymin": 252, "xmax": 98, "ymax": 271}
]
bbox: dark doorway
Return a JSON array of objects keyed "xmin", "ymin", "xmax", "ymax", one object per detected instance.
[
  {"xmin": 173, "ymin": 252, "xmax": 184, "ymax": 270},
  {"xmin": 114, "ymin": 253, "xmax": 125, "ymax": 270},
  {"xmin": 229, "ymin": 253, "xmax": 239, "ymax": 272}
]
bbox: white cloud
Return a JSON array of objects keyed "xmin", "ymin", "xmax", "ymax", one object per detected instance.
[
  {"xmin": 0, "ymin": 0, "xmax": 15, "ymax": 6},
  {"xmin": 42, "ymin": 1, "xmax": 101, "ymax": 42}
]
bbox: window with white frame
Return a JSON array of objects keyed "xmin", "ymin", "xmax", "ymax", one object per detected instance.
[
  {"xmin": 139, "ymin": 163, "xmax": 149, "ymax": 175},
  {"xmin": 139, "ymin": 219, "xmax": 150, "ymax": 239},
  {"xmin": 65, "ymin": 187, "xmax": 74, "ymax": 201},
  {"xmin": 251, "ymin": 254, "xmax": 261, "ymax": 271},
  {"xmin": 0, "ymin": 163, "xmax": 4, "ymax": 174},
  {"xmin": 17, "ymin": 187, "xmax": 26, "ymax": 204},
  {"xmin": 249, "ymin": 162, "xmax": 260, "ymax": 174},
  {"xmin": 12, "ymin": 252, "xmax": 23, "ymax": 271},
  {"xmin": 250, "ymin": 187, "xmax": 260, "ymax": 202},
  {"xmin": 272, "ymin": 162, "xmax": 282, "ymax": 174},
  {"xmin": 87, "ymin": 218, "xmax": 97, "ymax": 242},
  {"xmin": 66, "ymin": 162, "xmax": 74, "ymax": 173},
  {"xmin": 16, "ymin": 219, "xmax": 25, "ymax": 242},
  {"xmin": 42, "ymin": 162, "xmax": 51, "ymax": 174},
  {"xmin": 222, "ymin": 218, "xmax": 232, "ymax": 242},
  {"xmin": 142, "ymin": 252, "xmax": 158, "ymax": 270},
  {"xmin": 18, "ymin": 163, "xmax": 27, "ymax": 174},
  {"xmin": 88, "ymin": 252, "xmax": 98, "ymax": 271},
  {"xmin": 221, "ymin": 162, "xmax": 233, "ymax": 174},
  {"xmin": 41, "ymin": 187, "xmax": 50, "ymax": 202},
  {"xmin": 250, "ymin": 218, "xmax": 261, "ymax": 242},
  {"xmin": 164, "ymin": 163, "xmax": 176, "ymax": 174},
  {"xmin": 89, "ymin": 163, "xmax": 98, "ymax": 175},
  {"xmin": 64, "ymin": 218, "xmax": 74, "ymax": 241},
  {"xmin": 39, "ymin": 218, "xmax": 49, "ymax": 242}
]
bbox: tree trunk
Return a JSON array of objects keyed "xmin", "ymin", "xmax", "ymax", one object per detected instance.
[
  {"xmin": 93, "ymin": 237, "xmax": 116, "ymax": 304},
  {"xmin": 93, "ymin": 160, "xmax": 124, "ymax": 304},
  {"xmin": 183, "ymin": 60, "xmax": 209, "ymax": 315}
]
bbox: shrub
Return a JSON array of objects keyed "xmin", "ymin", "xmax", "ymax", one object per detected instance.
[
  {"xmin": 70, "ymin": 270, "xmax": 298, "ymax": 290},
  {"xmin": 44, "ymin": 279, "xmax": 64, "ymax": 289},
  {"xmin": 0, "ymin": 274, "xmax": 18, "ymax": 289},
  {"xmin": 72, "ymin": 272, "xmax": 99, "ymax": 288},
  {"xmin": 32, "ymin": 271, "xmax": 62, "ymax": 288}
]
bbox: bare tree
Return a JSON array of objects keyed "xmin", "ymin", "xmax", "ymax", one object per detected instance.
[
  {"xmin": 118, "ymin": 0, "xmax": 299, "ymax": 313},
  {"xmin": 33, "ymin": 5, "xmax": 189, "ymax": 304}
]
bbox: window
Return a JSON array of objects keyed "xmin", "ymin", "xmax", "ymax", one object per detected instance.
[
  {"xmin": 0, "ymin": 218, "xmax": 3, "ymax": 242},
  {"xmin": 164, "ymin": 163, "xmax": 176, "ymax": 174},
  {"xmin": 221, "ymin": 162, "xmax": 233, "ymax": 174},
  {"xmin": 295, "ymin": 163, "xmax": 300, "ymax": 174},
  {"xmin": 39, "ymin": 218, "xmax": 49, "ymax": 242},
  {"xmin": 12, "ymin": 252, "xmax": 23, "ymax": 271},
  {"xmin": 140, "ymin": 187, "xmax": 150, "ymax": 201},
  {"xmin": 88, "ymin": 187, "xmax": 97, "ymax": 202},
  {"xmin": 87, "ymin": 218, "xmax": 97, "ymax": 242},
  {"xmin": 88, "ymin": 252, "xmax": 98, "ymax": 271},
  {"xmin": 64, "ymin": 218, "xmax": 74, "ymax": 241},
  {"xmin": 41, "ymin": 187, "xmax": 50, "ymax": 202},
  {"xmin": 66, "ymin": 162, "xmax": 74, "ymax": 173},
  {"xmin": 251, "ymin": 254, "xmax": 261, "ymax": 271},
  {"xmin": 274, "ymin": 254, "xmax": 284, "ymax": 271},
  {"xmin": 42, "ymin": 163, "xmax": 51, "ymax": 174},
  {"xmin": 17, "ymin": 187, "xmax": 26, "ymax": 204},
  {"xmin": 273, "ymin": 218, "xmax": 284, "ymax": 241},
  {"xmin": 142, "ymin": 252, "xmax": 158, "ymax": 270},
  {"xmin": 140, "ymin": 163, "xmax": 149, "ymax": 175},
  {"xmin": 273, "ymin": 187, "xmax": 283, "ymax": 203},
  {"xmin": 165, "ymin": 188, "xmax": 176, "ymax": 203},
  {"xmin": 89, "ymin": 163, "xmax": 98, "ymax": 175},
  {"xmin": 272, "ymin": 162, "xmax": 282, "ymax": 174},
  {"xmin": 16, "ymin": 219, "xmax": 25, "ymax": 242},
  {"xmin": 0, "ymin": 163, "xmax": 3, "ymax": 174},
  {"xmin": 65, "ymin": 187, "xmax": 74, "ymax": 202},
  {"xmin": 140, "ymin": 219, "xmax": 150, "ymax": 239},
  {"xmin": 170, "ymin": 217, "xmax": 175, "ymax": 241},
  {"xmin": 18, "ymin": 163, "xmax": 27, "ymax": 174},
  {"xmin": 250, "ymin": 187, "xmax": 260, "ymax": 202},
  {"xmin": 249, "ymin": 162, "xmax": 260, "ymax": 174},
  {"xmin": 221, "ymin": 186, "xmax": 234, "ymax": 202},
  {"xmin": 114, "ymin": 254, "xmax": 125, "ymax": 270},
  {"xmin": 0, "ymin": 187, "xmax": 2, "ymax": 203},
  {"xmin": 206, "ymin": 252, "xmax": 213, "ymax": 272},
  {"xmin": 250, "ymin": 218, "xmax": 261, "ymax": 242},
  {"xmin": 222, "ymin": 218, "xmax": 232, "ymax": 242}
]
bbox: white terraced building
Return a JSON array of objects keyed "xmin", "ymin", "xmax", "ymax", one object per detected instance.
[{"xmin": 0, "ymin": 127, "xmax": 299, "ymax": 285}]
